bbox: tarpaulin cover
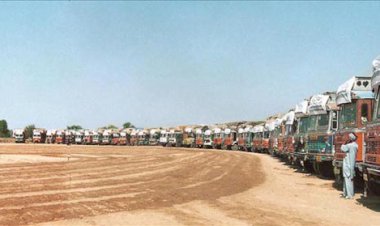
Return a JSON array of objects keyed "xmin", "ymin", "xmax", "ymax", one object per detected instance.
[
  {"xmin": 204, "ymin": 130, "xmax": 212, "ymax": 136},
  {"xmin": 295, "ymin": 101, "xmax": 308, "ymax": 116},
  {"xmin": 373, "ymin": 55, "xmax": 380, "ymax": 71},
  {"xmin": 213, "ymin": 128, "xmax": 221, "ymax": 134},
  {"xmin": 253, "ymin": 125, "xmax": 264, "ymax": 133},
  {"xmin": 238, "ymin": 128, "xmax": 244, "ymax": 133},
  {"xmin": 336, "ymin": 77, "xmax": 355, "ymax": 105},
  {"xmin": 285, "ymin": 111, "xmax": 295, "ymax": 125},
  {"xmin": 185, "ymin": 128, "xmax": 192, "ymax": 133},
  {"xmin": 265, "ymin": 121, "xmax": 276, "ymax": 131},
  {"xmin": 308, "ymin": 94, "xmax": 329, "ymax": 115},
  {"xmin": 224, "ymin": 128, "xmax": 231, "ymax": 134},
  {"xmin": 195, "ymin": 129, "xmax": 203, "ymax": 134}
]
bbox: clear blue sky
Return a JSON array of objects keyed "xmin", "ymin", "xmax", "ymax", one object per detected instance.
[{"xmin": 1, "ymin": 2, "xmax": 379, "ymax": 129}]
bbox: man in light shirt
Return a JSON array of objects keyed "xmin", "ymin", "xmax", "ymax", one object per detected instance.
[{"xmin": 341, "ymin": 133, "xmax": 358, "ymax": 199}]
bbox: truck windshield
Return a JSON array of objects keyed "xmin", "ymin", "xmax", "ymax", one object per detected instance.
[
  {"xmin": 308, "ymin": 115, "xmax": 317, "ymax": 132},
  {"xmin": 316, "ymin": 114, "xmax": 329, "ymax": 131},
  {"xmin": 299, "ymin": 117, "xmax": 309, "ymax": 133},
  {"xmin": 339, "ymin": 102, "xmax": 356, "ymax": 129}
]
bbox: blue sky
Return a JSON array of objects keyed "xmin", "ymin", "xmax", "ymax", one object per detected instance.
[{"xmin": 1, "ymin": 2, "xmax": 379, "ymax": 129}]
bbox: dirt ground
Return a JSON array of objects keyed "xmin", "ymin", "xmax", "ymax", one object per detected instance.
[{"xmin": 0, "ymin": 144, "xmax": 378, "ymax": 226}]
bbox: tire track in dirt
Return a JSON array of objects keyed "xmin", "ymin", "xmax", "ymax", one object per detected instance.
[{"xmin": 0, "ymin": 146, "xmax": 263, "ymax": 225}]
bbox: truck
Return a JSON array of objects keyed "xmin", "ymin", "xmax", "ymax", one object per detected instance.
[
  {"xmin": 282, "ymin": 111, "xmax": 296, "ymax": 163},
  {"xmin": 13, "ymin": 129, "xmax": 26, "ymax": 143},
  {"xmin": 306, "ymin": 92, "xmax": 339, "ymax": 177},
  {"xmin": 212, "ymin": 128, "xmax": 223, "ymax": 149},
  {"xmin": 149, "ymin": 129, "xmax": 160, "ymax": 146},
  {"xmin": 46, "ymin": 130, "xmax": 56, "ymax": 144},
  {"xmin": 64, "ymin": 130, "xmax": 75, "ymax": 144},
  {"xmin": 221, "ymin": 128, "xmax": 237, "ymax": 150},
  {"xmin": 203, "ymin": 129, "xmax": 213, "ymax": 149},
  {"xmin": 182, "ymin": 127, "xmax": 195, "ymax": 147},
  {"xmin": 102, "ymin": 130, "xmax": 112, "ymax": 145},
  {"xmin": 33, "ymin": 129, "xmax": 47, "ymax": 143},
  {"xmin": 84, "ymin": 130, "xmax": 93, "ymax": 145},
  {"xmin": 119, "ymin": 130, "xmax": 129, "ymax": 145},
  {"xmin": 269, "ymin": 117, "xmax": 285, "ymax": 156},
  {"xmin": 75, "ymin": 130, "xmax": 84, "ymax": 144},
  {"xmin": 137, "ymin": 130, "xmax": 150, "ymax": 146},
  {"xmin": 55, "ymin": 130, "xmax": 65, "ymax": 144},
  {"xmin": 168, "ymin": 129, "xmax": 183, "ymax": 147},
  {"xmin": 238, "ymin": 127, "xmax": 254, "ymax": 152},
  {"xmin": 363, "ymin": 56, "xmax": 380, "ymax": 196},
  {"xmin": 92, "ymin": 130, "xmax": 103, "ymax": 145},
  {"xmin": 159, "ymin": 130, "xmax": 169, "ymax": 147},
  {"xmin": 129, "ymin": 130, "xmax": 139, "ymax": 146},
  {"xmin": 333, "ymin": 76, "xmax": 373, "ymax": 186},
  {"xmin": 293, "ymin": 100, "xmax": 311, "ymax": 169},
  {"xmin": 252, "ymin": 125, "xmax": 264, "ymax": 152},
  {"xmin": 195, "ymin": 129, "xmax": 204, "ymax": 148},
  {"xmin": 111, "ymin": 131, "xmax": 120, "ymax": 145}
]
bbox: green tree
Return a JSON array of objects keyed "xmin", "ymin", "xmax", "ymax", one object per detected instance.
[
  {"xmin": 100, "ymin": 124, "xmax": 118, "ymax": 130},
  {"xmin": 24, "ymin": 124, "xmax": 36, "ymax": 139},
  {"xmin": 123, "ymin": 122, "xmax": 135, "ymax": 129},
  {"xmin": 0, "ymin": 120, "xmax": 10, "ymax": 137},
  {"xmin": 67, "ymin": 125, "xmax": 83, "ymax": 131}
]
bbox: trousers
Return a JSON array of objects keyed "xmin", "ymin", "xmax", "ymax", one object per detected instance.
[{"xmin": 343, "ymin": 177, "xmax": 354, "ymax": 198}]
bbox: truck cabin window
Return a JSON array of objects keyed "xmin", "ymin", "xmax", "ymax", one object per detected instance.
[
  {"xmin": 361, "ymin": 103, "xmax": 369, "ymax": 125},
  {"xmin": 308, "ymin": 115, "xmax": 317, "ymax": 131},
  {"xmin": 340, "ymin": 103, "xmax": 356, "ymax": 129},
  {"xmin": 316, "ymin": 114, "xmax": 329, "ymax": 131}
]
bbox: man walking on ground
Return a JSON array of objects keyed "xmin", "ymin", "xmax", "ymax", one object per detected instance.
[{"xmin": 341, "ymin": 133, "xmax": 358, "ymax": 199}]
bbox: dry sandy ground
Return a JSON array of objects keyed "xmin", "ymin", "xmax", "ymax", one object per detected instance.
[{"xmin": 0, "ymin": 144, "xmax": 378, "ymax": 225}]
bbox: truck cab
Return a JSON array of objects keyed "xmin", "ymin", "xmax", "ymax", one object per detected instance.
[
  {"xmin": 195, "ymin": 129, "xmax": 204, "ymax": 148},
  {"xmin": 84, "ymin": 130, "xmax": 93, "ymax": 145},
  {"xmin": 306, "ymin": 93, "xmax": 339, "ymax": 177},
  {"xmin": 46, "ymin": 130, "xmax": 56, "ymax": 144},
  {"xmin": 333, "ymin": 76, "xmax": 373, "ymax": 185},
  {"xmin": 75, "ymin": 131, "xmax": 84, "ymax": 145},
  {"xmin": 130, "ymin": 130, "xmax": 138, "ymax": 146},
  {"xmin": 238, "ymin": 127, "xmax": 253, "ymax": 152},
  {"xmin": 92, "ymin": 131, "xmax": 102, "ymax": 145},
  {"xmin": 182, "ymin": 128, "xmax": 195, "ymax": 148},
  {"xmin": 33, "ymin": 129, "xmax": 47, "ymax": 144},
  {"xmin": 293, "ymin": 100, "xmax": 309, "ymax": 166},
  {"xmin": 137, "ymin": 130, "xmax": 149, "ymax": 146},
  {"xmin": 13, "ymin": 129, "xmax": 25, "ymax": 143},
  {"xmin": 159, "ymin": 130, "xmax": 169, "ymax": 147},
  {"xmin": 252, "ymin": 125, "xmax": 264, "ymax": 152},
  {"xmin": 102, "ymin": 130, "xmax": 112, "ymax": 145},
  {"xmin": 119, "ymin": 131, "xmax": 129, "ymax": 145},
  {"xmin": 111, "ymin": 131, "xmax": 120, "ymax": 145},
  {"xmin": 203, "ymin": 129, "xmax": 214, "ymax": 149},
  {"xmin": 221, "ymin": 128, "xmax": 237, "ymax": 150},
  {"xmin": 168, "ymin": 130, "xmax": 183, "ymax": 147},
  {"xmin": 283, "ymin": 111, "xmax": 297, "ymax": 162},
  {"xmin": 213, "ymin": 128, "xmax": 223, "ymax": 149},
  {"xmin": 149, "ymin": 129, "xmax": 160, "ymax": 146},
  {"xmin": 55, "ymin": 130, "xmax": 65, "ymax": 144}
]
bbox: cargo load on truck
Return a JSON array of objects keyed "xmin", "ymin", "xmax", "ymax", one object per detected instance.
[
  {"xmin": 333, "ymin": 76, "xmax": 374, "ymax": 186},
  {"xmin": 13, "ymin": 129, "xmax": 25, "ymax": 143},
  {"xmin": 33, "ymin": 129, "xmax": 47, "ymax": 144}
]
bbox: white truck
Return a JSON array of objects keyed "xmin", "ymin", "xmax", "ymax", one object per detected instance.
[
  {"xmin": 13, "ymin": 129, "xmax": 25, "ymax": 143},
  {"xmin": 33, "ymin": 129, "xmax": 47, "ymax": 143},
  {"xmin": 159, "ymin": 130, "xmax": 169, "ymax": 147},
  {"xmin": 102, "ymin": 129, "xmax": 112, "ymax": 145},
  {"xmin": 46, "ymin": 130, "xmax": 57, "ymax": 144},
  {"xmin": 75, "ymin": 130, "xmax": 84, "ymax": 144},
  {"xmin": 203, "ymin": 129, "xmax": 213, "ymax": 148}
]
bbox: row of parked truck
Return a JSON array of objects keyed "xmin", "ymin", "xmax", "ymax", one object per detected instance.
[{"xmin": 12, "ymin": 56, "xmax": 380, "ymax": 197}]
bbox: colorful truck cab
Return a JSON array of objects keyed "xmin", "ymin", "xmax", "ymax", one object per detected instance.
[
  {"xmin": 168, "ymin": 129, "xmax": 183, "ymax": 147},
  {"xmin": 252, "ymin": 125, "xmax": 264, "ymax": 152},
  {"xmin": 55, "ymin": 130, "xmax": 65, "ymax": 144},
  {"xmin": 293, "ymin": 100, "xmax": 310, "ymax": 166},
  {"xmin": 281, "ymin": 111, "xmax": 296, "ymax": 160},
  {"xmin": 182, "ymin": 127, "xmax": 195, "ymax": 147},
  {"xmin": 333, "ymin": 76, "xmax": 373, "ymax": 185},
  {"xmin": 149, "ymin": 129, "xmax": 160, "ymax": 146},
  {"xmin": 84, "ymin": 130, "xmax": 93, "ymax": 145},
  {"xmin": 92, "ymin": 131, "xmax": 102, "ymax": 145},
  {"xmin": 195, "ymin": 129, "xmax": 204, "ymax": 148},
  {"xmin": 203, "ymin": 129, "xmax": 214, "ymax": 149},
  {"xmin": 102, "ymin": 130, "xmax": 112, "ymax": 145},
  {"xmin": 213, "ymin": 128, "xmax": 223, "ymax": 149},
  {"xmin": 46, "ymin": 130, "xmax": 56, "ymax": 144},
  {"xmin": 137, "ymin": 130, "xmax": 150, "ymax": 146},
  {"xmin": 270, "ymin": 117, "xmax": 285, "ymax": 156},
  {"xmin": 306, "ymin": 93, "xmax": 339, "ymax": 177},
  {"xmin": 119, "ymin": 131, "xmax": 129, "ymax": 145},
  {"xmin": 111, "ymin": 131, "xmax": 120, "ymax": 145},
  {"xmin": 222, "ymin": 128, "xmax": 237, "ymax": 150},
  {"xmin": 33, "ymin": 129, "xmax": 47, "ymax": 144},
  {"xmin": 238, "ymin": 127, "xmax": 254, "ymax": 151},
  {"xmin": 159, "ymin": 130, "xmax": 169, "ymax": 147},
  {"xmin": 363, "ymin": 56, "xmax": 380, "ymax": 196}
]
